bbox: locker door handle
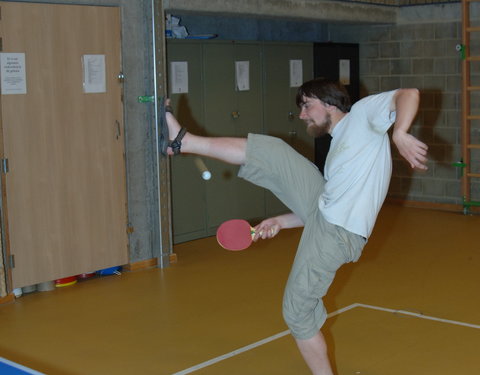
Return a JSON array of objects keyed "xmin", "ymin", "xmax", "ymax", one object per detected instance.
[{"xmin": 231, "ymin": 111, "xmax": 240, "ymax": 119}]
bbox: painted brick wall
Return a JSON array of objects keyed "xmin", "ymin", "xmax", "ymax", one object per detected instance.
[{"xmin": 329, "ymin": 4, "xmax": 473, "ymax": 206}]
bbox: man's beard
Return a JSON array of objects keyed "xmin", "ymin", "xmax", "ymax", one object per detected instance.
[{"xmin": 306, "ymin": 114, "xmax": 331, "ymax": 138}]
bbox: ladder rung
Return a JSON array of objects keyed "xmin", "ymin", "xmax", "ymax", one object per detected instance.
[
  {"xmin": 467, "ymin": 56, "xmax": 480, "ymax": 61},
  {"xmin": 467, "ymin": 115, "xmax": 480, "ymax": 120},
  {"xmin": 467, "ymin": 144, "xmax": 480, "ymax": 149},
  {"xmin": 467, "ymin": 86, "xmax": 480, "ymax": 91},
  {"xmin": 467, "ymin": 173, "xmax": 480, "ymax": 178},
  {"xmin": 466, "ymin": 0, "xmax": 480, "ymax": 3},
  {"xmin": 467, "ymin": 26, "xmax": 480, "ymax": 32}
]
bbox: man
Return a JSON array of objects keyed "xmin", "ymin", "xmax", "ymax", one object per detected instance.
[{"xmin": 165, "ymin": 78, "xmax": 428, "ymax": 374}]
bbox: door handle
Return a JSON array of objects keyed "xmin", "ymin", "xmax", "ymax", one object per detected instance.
[{"xmin": 115, "ymin": 120, "xmax": 121, "ymax": 139}]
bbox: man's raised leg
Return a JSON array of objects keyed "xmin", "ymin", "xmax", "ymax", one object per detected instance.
[{"xmin": 165, "ymin": 112, "xmax": 247, "ymax": 165}]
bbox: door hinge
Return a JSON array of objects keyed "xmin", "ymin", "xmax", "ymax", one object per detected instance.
[
  {"xmin": 1, "ymin": 158, "xmax": 8, "ymax": 174},
  {"xmin": 8, "ymin": 254, "xmax": 14, "ymax": 269}
]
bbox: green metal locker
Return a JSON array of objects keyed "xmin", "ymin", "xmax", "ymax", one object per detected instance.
[
  {"xmin": 167, "ymin": 40, "xmax": 314, "ymax": 242},
  {"xmin": 203, "ymin": 41, "xmax": 265, "ymax": 234},
  {"xmin": 167, "ymin": 41, "xmax": 207, "ymax": 243},
  {"xmin": 263, "ymin": 42, "xmax": 314, "ymax": 216}
]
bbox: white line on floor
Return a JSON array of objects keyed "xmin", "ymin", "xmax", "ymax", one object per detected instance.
[
  {"xmin": 170, "ymin": 304, "xmax": 358, "ymax": 375},
  {"xmin": 170, "ymin": 330, "xmax": 291, "ymax": 375},
  {"xmin": 171, "ymin": 302, "xmax": 480, "ymax": 374},
  {"xmin": 355, "ymin": 303, "xmax": 480, "ymax": 329}
]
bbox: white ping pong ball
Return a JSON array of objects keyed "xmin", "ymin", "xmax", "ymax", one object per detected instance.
[{"xmin": 202, "ymin": 171, "xmax": 211, "ymax": 180}]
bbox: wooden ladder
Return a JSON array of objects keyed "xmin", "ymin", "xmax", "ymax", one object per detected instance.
[{"xmin": 459, "ymin": 0, "xmax": 480, "ymax": 212}]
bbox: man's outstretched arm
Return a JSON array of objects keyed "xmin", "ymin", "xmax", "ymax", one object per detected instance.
[{"xmin": 391, "ymin": 88, "xmax": 429, "ymax": 171}]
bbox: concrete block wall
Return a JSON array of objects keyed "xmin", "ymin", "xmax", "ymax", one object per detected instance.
[
  {"xmin": 329, "ymin": 3, "xmax": 470, "ymax": 206},
  {"xmin": 171, "ymin": 13, "xmax": 330, "ymax": 42}
]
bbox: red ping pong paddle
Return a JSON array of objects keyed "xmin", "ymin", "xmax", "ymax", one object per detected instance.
[{"xmin": 216, "ymin": 219, "xmax": 256, "ymax": 251}]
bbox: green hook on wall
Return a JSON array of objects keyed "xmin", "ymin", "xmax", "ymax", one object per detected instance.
[
  {"xmin": 452, "ymin": 160, "xmax": 466, "ymax": 177},
  {"xmin": 137, "ymin": 95, "xmax": 155, "ymax": 103},
  {"xmin": 456, "ymin": 44, "xmax": 466, "ymax": 60}
]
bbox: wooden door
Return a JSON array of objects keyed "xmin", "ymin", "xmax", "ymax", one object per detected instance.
[{"xmin": 0, "ymin": 2, "xmax": 128, "ymax": 289}]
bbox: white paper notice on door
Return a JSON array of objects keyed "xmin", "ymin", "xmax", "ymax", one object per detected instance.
[
  {"xmin": 339, "ymin": 59, "xmax": 350, "ymax": 86},
  {"xmin": 170, "ymin": 61, "xmax": 189, "ymax": 94},
  {"xmin": 290, "ymin": 59, "xmax": 303, "ymax": 88},
  {"xmin": 0, "ymin": 53, "xmax": 27, "ymax": 95},
  {"xmin": 235, "ymin": 61, "xmax": 250, "ymax": 91},
  {"xmin": 82, "ymin": 54, "xmax": 106, "ymax": 93}
]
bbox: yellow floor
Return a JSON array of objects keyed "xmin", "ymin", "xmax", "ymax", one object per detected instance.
[{"xmin": 0, "ymin": 204, "xmax": 479, "ymax": 375}]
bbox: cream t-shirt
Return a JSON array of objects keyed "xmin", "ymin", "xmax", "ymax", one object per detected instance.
[{"xmin": 319, "ymin": 90, "xmax": 398, "ymax": 239}]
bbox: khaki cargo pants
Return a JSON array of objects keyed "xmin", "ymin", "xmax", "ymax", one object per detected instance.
[{"xmin": 238, "ymin": 134, "xmax": 365, "ymax": 339}]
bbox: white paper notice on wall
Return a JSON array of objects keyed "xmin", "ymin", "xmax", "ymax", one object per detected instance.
[
  {"xmin": 235, "ymin": 61, "xmax": 250, "ymax": 91},
  {"xmin": 290, "ymin": 60, "xmax": 303, "ymax": 88},
  {"xmin": 82, "ymin": 54, "xmax": 106, "ymax": 93},
  {"xmin": 170, "ymin": 61, "xmax": 189, "ymax": 94},
  {"xmin": 339, "ymin": 59, "xmax": 350, "ymax": 86},
  {"xmin": 0, "ymin": 53, "xmax": 27, "ymax": 95}
]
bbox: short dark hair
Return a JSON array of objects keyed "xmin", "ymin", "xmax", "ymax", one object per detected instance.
[{"xmin": 296, "ymin": 78, "xmax": 351, "ymax": 113}]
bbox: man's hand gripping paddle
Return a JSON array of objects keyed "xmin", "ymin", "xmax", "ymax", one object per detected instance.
[{"xmin": 216, "ymin": 219, "xmax": 255, "ymax": 251}]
